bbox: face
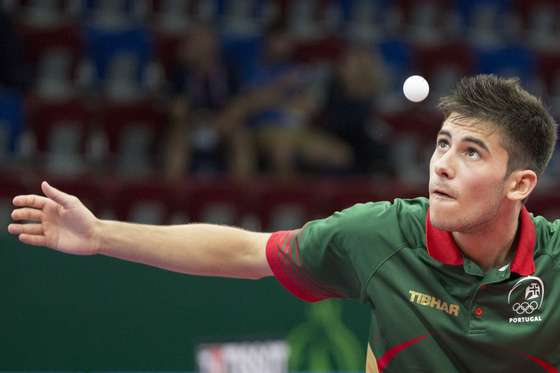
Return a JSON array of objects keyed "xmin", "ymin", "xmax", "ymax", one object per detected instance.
[{"xmin": 429, "ymin": 113, "xmax": 512, "ymax": 233}]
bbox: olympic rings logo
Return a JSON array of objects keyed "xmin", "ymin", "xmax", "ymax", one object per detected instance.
[
  {"xmin": 512, "ymin": 301, "xmax": 539, "ymax": 314},
  {"xmin": 508, "ymin": 277, "xmax": 545, "ymax": 317}
]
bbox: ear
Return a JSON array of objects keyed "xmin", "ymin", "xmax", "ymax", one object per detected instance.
[{"xmin": 506, "ymin": 170, "xmax": 538, "ymax": 201}]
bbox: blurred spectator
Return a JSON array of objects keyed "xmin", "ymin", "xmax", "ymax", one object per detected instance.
[
  {"xmin": 0, "ymin": 10, "xmax": 30, "ymax": 91},
  {"xmin": 164, "ymin": 23, "xmax": 252, "ymax": 179},
  {"xmin": 244, "ymin": 20, "xmax": 352, "ymax": 180},
  {"xmin": 321, "ymin": 45, "xmax": 393, "ymax": 176},
  {"xmin": 1, "ymin": 0, "xmax": 558, "ymax": 191},
  {"xmin": 0, "ymin": 9, "xmax": 30, "ymax": 158}
]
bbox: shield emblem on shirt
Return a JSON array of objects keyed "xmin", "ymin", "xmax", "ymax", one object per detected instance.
[{"xmin": 507, "ymin": 276, "xmax": 544, "ymax": 321}]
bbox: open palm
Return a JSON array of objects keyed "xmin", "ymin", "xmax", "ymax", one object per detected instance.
[{"xmin": 8, "ymin": 181, "xmax": 100, "ymax": 255}]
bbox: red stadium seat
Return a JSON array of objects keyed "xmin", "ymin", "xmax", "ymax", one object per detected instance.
[
  {"xmin": 412, "ymin": 42, "xmax": 474, "ymax": 79},
  {"xmin": 26, "ymin": 96, "xmax": 92, "ymax": 175},
  {"xmin": 535, "ymin": 51, "xmax": 560, "ymax": 96},
  {"xmin": 110, "ymin": 178, "xmax": 183, "ymax": 224},
  {"xmin": 320, "ymin": 178, "xmax": 426, "ymax": 216},
  {"xmin": 152, "ymin": 30, "xmax": 185, "ymax": 79},
  {"xmin": 253, "ymin": 178, "xmax": 324, "ymax": 231},
  {"xmin": 527, "ymin": 191, "xmax": 560, "ymax": 221},
  {"xmin": 321, "ymin": 178, "xmax": 382, "ymax": 215},
  {"xmin": 183, "ymin": 178, "xmax": 252, "ymax": 227},
  {"xmin": 97, "ymin": 98, "xmax": 165, "ymax": 175},
  {"xmin": 18, "ymin": 22, "xmax": 83, "ymax": 77},
  {"xmin": 398, "ymin": 0, "xmax": 456, "ymax": 46},
  {"xmin": 512, "ymin": 0, "xmax": 560, "ymax": 30},
  {"xmin": 27, "ymin": 96, "xmax": 92, "ymax": 153},
  {"xmin": 381, "ymin": 108, "xmax": 443, "ymax": 145},
  {"xmin": 293, "ymin": 37, "xmax": 344, "ymax": 64}
]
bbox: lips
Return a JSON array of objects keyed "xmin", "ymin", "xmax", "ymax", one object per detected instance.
[
  {"xmin": 433, "ymin": 191, "xmax": 454, "ymax": 199},
  {"xmin": 430, "ymin": 186, "xmax": 456, "ymax": 199}
]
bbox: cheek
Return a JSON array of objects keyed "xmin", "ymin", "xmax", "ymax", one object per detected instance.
[
  {"xmin": 462, "ymin": 173, "xmax": 503, "ymax": 201},
  {"xmin": 428, "ymin": 152, "xmax": 437, "ymax": 171}
]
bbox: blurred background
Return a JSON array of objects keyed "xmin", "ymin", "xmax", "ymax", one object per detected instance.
[{"xmin": 1, "ymin": 0, "xmax": 560, "ymax": 372}]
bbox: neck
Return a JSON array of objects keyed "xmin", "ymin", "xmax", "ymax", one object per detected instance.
[{"xmin": 452, "ymin": 203, "xmax": 522, "ymax": 272}]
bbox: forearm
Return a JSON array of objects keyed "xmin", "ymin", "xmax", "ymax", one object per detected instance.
[{"xmin": 95, "ymin": 221, "xmax": 271, "ymax": 279}]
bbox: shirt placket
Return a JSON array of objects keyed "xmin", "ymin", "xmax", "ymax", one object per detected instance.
[{"xmin": 463, "ymin": 259, "xmax": 511, "ymax": 334}]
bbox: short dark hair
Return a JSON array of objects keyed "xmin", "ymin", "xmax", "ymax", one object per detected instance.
[{"xmin": 438, "ymin": 74, "xmax": 558, "ymax": 176}]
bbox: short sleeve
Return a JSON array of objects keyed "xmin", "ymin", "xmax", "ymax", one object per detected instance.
[
  {"xmin": 534, "ymin": 215, "xmax": 560, "ymax": 257},
  {"xmin": 266, "ymin": 198, "xmax": 428, "ymax": 303}
]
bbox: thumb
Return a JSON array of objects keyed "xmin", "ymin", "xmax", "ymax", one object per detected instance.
[{"xmin": 41, "ymin": 181, "xmax": 75, "ymax": 208}]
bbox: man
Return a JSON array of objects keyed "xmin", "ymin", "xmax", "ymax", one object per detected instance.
[
  {"xmin": 8, "ymin": 75, "xmax": 560, "ymax": 372},
  {"xmin": 164, "ymin": 23, "xmax": 242, "ymax": 177}
]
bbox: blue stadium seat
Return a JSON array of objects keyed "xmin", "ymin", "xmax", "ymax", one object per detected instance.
[
  {"xmin": 0, "ymin": 89, "xmax": 24, "ymax": 155},
  {"xmin": 221, "ymin": 33, "xmax": 263, "ymax": 84},
  {"xmin": 83, "ymin": 23, "xmax": 153, "ymax": 83},
  {"xmin": 375, "ymin": 38, "xmax": 412, "ymax": 91},
  {"xmin": 456, "ymin": 0, "xmax": 512, "ymax": 48},
  {"xmin": 412, "ymin": 42, "xmax": 474, "ymax": 79},
  {"xmin": 456, "ymin": 0, "xmax": 512, "ymax": 25},
  {"xmin": 474, "ymin": 44, "xmax": 536, "ymax": 84}
]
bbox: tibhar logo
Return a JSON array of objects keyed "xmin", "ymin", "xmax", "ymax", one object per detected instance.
[
  {"xmin": 409, "ymin": 290, "xmax": 460, "ymax": 317},
  {"xmin": 507, "ymin": 276, "xmax": 544, "ymax": 324}
]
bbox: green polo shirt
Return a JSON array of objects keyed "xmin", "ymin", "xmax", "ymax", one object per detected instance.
[{"xmin": 266, "ymin": 197, "xmax": 560, "ymax": 372}]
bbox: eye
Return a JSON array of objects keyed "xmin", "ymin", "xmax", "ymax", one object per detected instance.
[
  {"xmin": 436, "ymin": 138, "xmax": 449, "ymax": 149},
  {"xmin": 466, "ymin": 147, "xmax": 480, "ymax": 160}
]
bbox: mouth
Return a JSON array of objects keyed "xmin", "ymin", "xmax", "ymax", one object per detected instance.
[{"xmin": 431, "ymin": 189, "xmax": 455, "ymax": 200}]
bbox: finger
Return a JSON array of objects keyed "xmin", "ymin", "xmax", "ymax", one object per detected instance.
[
  {"xmin": 18, "ymin": 234, "xmax": 47, "ymax": 247},
  {"xmin": 41, "ymin": 181, "xmax": 75, "ymax": 209},
  {"xmin": 13, "ymin": 194, "xmax": 50, "ymax": 209},
  {"xmin": 11, "ymin": 208, "xmax": 43, "ymax": 222},
  {"xmin": 8, "ymin": 223, "xmax": 43, "ymax": 235}
]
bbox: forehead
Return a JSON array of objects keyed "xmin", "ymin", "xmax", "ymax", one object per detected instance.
[
  {"xmin": 439, "ymin": 113, "xmax": 513, "ymax": 161},
  {"xmin": 440, "ymin": 113, "xmax": 498, "ymax": 136}
]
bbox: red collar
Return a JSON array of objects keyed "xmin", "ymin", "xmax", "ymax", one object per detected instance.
[{"xmin": 425, "ymin": 207, "xmax": 536, "ymax": 275}]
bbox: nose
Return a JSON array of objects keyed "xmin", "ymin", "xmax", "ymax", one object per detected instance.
[{"xmin": 432, "ymin": 152, "xmax": 455, "ymax": 179}]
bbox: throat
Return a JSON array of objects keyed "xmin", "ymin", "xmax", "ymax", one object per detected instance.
[{"xmin": 452, "ymin": 218, "xmax": 520, "ymax": 273}]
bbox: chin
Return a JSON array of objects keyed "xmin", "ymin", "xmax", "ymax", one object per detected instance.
[
  {"xmin": 429, "ymin": 201, "xmax": 461, "ymax": 232},
  {"xmin": 430, "ymin": 205, "xmax": 486, "ymax": 234},
  {"xmin": 429, "ymin": 211, "xmax": 456, "ymax": 231},
  {"xmin": 431, "ymin": 220, "xmax": 461, "ymax": 232}
]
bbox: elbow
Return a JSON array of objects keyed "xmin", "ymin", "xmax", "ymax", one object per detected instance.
[
  {"xmin": 249, "ymin": 270, "xmax": 271, "ymax": 281},
  {"xmin": 238, "ymin": 255, "xmax": 272, "ymax": 280},
  {"xmin": 239, "ymin": 232, "xmax": 272, "ymax": 280},
  {"xmin": 240, "ymin": 250, "xmax": 273, "ymax": 281}
]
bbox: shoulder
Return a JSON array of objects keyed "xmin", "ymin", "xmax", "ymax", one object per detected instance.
[
  {"xmin": 333, "ymin": 196, "xmax": 427, "ymax": 226},
  {"xmin": 532, "ymin": 214, "xmax": 560, "ymax": 256},
  {"xmin": 305, "ymin": 197, "xmax": 428, "ymax": 250}
]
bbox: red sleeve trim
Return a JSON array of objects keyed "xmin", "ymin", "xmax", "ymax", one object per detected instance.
[
  {"xmin": 524, "ymin": 354, "xmax": 559, "ymax": 372},
  {"xmin": 266, "ymin": 230, "xmax": 340, "ymax": 302},
  {"xmin": 377, "ymin": 335, "xmax": 430, "ymax": 372}
]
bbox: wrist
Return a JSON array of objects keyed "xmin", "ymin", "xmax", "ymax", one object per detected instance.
[{"xmin": 92, "ymin": 218, "xmax": 107, "ymax": 255}]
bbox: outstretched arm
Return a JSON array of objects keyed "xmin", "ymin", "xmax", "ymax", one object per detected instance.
[{"xmin": 8, "ymin": 182, "xmax": 272, "ymax": 280}]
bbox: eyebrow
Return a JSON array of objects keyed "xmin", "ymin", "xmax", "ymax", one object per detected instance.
[{"xmin": 437, "ymin": 129, "xmax": 490, "ymax": 153}]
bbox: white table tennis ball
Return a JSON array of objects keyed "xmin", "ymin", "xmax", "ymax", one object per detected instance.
[{"xmin": 403, "ymin": 75, "xmax": 429, "ymax": 102}]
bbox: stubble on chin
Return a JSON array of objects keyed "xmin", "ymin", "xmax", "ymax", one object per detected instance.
[
  {"xmin": 429, "ymin": 204, "xmax": 498, "ymax": 234},
  {"xmin": 430, "ymin": 211, "xmax": 458, "ymax": 232},
  {"xmin": 429, "ymin": 200, "xmax": 470, "ymax": 232}
]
